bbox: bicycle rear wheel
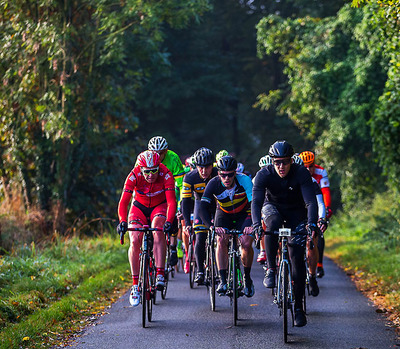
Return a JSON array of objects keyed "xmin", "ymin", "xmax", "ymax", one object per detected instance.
[
  {"xmin": 148, "ymin": 258, "xmax": 156, "ymax": 321},
  {"xmin": 282, "ymin": 262, "xmax": 289, "ymax": 343}
]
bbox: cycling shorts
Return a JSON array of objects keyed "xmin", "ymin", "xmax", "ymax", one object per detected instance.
[
  {"xmin": 214, "ymin": 209, "xmax": 252, "ymax": 237},
  {"xmin": 262, "ymin": 203, "xmax": 307, "ymax": 247},
  {"xmin": 128, "ymin": 201, "xmax": 167, "ymax": 226}
]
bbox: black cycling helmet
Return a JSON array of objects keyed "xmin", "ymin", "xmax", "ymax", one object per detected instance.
[
  {"xmin": 268, "ymin": 140, "xmax": 294, "ymax": 158},
  {"xmin": 217, "ymin": 155, "xmax": 237, "ymax": 171},
  {"xmin": 193, "ymin": 147, "xmax": 214, "ymax": 166}
]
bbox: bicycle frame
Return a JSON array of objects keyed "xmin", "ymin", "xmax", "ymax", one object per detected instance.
[{"xmin": 225, "ymin": 229, "xmax": 244, "ymax": 326}]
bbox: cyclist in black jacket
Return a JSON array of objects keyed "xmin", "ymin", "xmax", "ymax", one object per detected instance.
[{"xmin": 251, "ymin": 140, "xmax": 318, "ymax": 327}]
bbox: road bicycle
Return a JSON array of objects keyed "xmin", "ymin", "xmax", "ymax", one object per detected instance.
[
  {"xmin": 195, "ymin": 226, "xmax": 218, "ymax": 311},
  {"xmin": 187, "ymin": 226, "xmax": 197, "ymax": 289},
  {"xmin": 225, "ymin": 229, "xmax": 244, "ymax": 326},
  {"xmin": 268, "ymin": 223, "xmax": 309, "ymax": 342},
  {"xmin": 120, "ymin": 225, "xmax": 162, "ymax": 328},
  {"xmin": 162, "ymin": 234, "xmax": 175, "ymax": 300}
]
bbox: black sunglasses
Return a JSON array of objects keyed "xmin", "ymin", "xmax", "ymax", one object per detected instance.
[
  {"xmin": 273, "ymin": 158, "xmax": 291, "ymax": 166},
  {"xmin": 219, "ymin": 172, "xmax": 235, "ymax": 178}
]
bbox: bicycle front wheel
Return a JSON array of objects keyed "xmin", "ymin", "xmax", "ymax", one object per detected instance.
[
  {"xmin": 209, "ymin": 245, "xmax": 216, "ymax": 311},
  {"xmin": 141, "ymin": 256, "xmax": 148, "ymax": 328},
  {"xmin": 233, "ymin": 254, "xmax": 238, "ymax": 326},
  {"xmin": 282, "ymin": 262, "xmax": 289, "ymax": 343},
  {"xmin": 162, "ymin": 249, "xmax": 170, "ymax": 300},
  {"xmin": 188, "ymin": 243, "xmax": 196, "ymax": 289}
]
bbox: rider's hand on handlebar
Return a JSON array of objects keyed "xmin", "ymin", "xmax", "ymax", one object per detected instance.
[
  {"xmin": 214, "ymin": 227, "xmax": 226, "ymax": 235},
  {"xmin": 163, "ymin": 221, "xmax": 173, "ymax": 237},
  {"xmin": 306, "ymin": 223, "xmax": 318, "ymax": 239},
  {"xmin": 326, "ymin": 206, "xmax": 333, "ymax": 219},
  {"xmin": 117, "ymin": 221, "xmax": 128, "ymax": 235},
  {"xmin": 317, "ymin": 218, "xmax": 328, "ymax": 233}
]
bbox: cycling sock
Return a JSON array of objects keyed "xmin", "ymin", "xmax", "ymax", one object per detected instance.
[
  {"xmin": 317, "ymin": 262, "xmax": 323, "ymax": 268},
  {"xmin": 219, "ymin": 269, "xmax": 227, "ymax": 284},
  {"xmin": 156, "ymin": 268, "xmax": 164, "ymax": 277},
  {"xmin": 244, "ymin": 267, "xmax": 251, "ymax": 280},
  {"xmin": 132, "ymin": 275, "xmax": 139, "ymax": 286}
]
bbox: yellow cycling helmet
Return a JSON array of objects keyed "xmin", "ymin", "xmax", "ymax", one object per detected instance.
[{"xmin": 299, "ymin": 151, "xmax": 315, "ymax": 166}]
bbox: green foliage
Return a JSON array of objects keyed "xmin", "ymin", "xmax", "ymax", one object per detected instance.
[
  {"xmin": 0, "ymin": 0, "xmax": 211, "ymax": 232},
  {"xmin": 0, "ymin": 234, "xmax": 128, "ymax": 335},
  {"xmin": 256, "ymin": 4, "xmax": 387, "ymax": 208}
]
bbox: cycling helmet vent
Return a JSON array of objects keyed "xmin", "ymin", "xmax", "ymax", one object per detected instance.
[
  {"xmin": 299, "ymin": 151, "xmax": 315, "ymax": 166},
  {"xmin": 193, "ymin": 147, "xmax": 214, "ymax": 166},
  {"xmin": 259, "ymin": 155, "xmax": 273, "ymax": 168},
  {"xmin": 268, "ymin": 140, "xmax": 294, "ymax": 158},
  {"xmin": 148, "ymin": 136, "xmax": 168, "ymax": 151},
  {"xmin": 292, "ymin": 154, "xmax": 304, "ymax": 166},
  {"xmin": 217, "ymin": 155, "xmax": 237, "ymax": 172},
  {"xmin": 216, "ymin": 149, "xmax": 229, "ymax": 162},
  {"xmin": 137, "ymin": 150, "xmax": 161, "ymax": 168}
]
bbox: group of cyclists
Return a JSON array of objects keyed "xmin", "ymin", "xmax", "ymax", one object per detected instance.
[{"xmin": 117, "ymin": 136, "xmax": 333, "ymax": 328}]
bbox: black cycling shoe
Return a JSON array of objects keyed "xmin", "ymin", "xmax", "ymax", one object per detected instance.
[
  {"xmin": 263, "ymin": 268, "xmax": 275, "ymax": 288},
  {"xmin": 294, "ymin": 308, "xmax": 307, "ymax": 327},
  {"xmin": 309, "ymin": 274, "xmax": 319, "ymax": 297},
  {"xmin": 170, "ymin": 249, "xmax": 178, "ymax": 266},
  {"xmin": 216, "ymin": 282, "xmax": 227, "ymax": 295},
  {"xmin": 194, "ymin": 272, "xmax": 204, "ymax": 285},
  {"xmin": 317, "ymin": 266, "xmax": 324, "ymax": 278},
  {"xmin": 243, "ymin": 279, "xmax": 255, "ymax": 298}
]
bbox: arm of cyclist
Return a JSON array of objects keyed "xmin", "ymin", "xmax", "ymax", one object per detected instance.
[{"xmin": 251, "ymin": 170, "xmax": 267, "ymax": 230}]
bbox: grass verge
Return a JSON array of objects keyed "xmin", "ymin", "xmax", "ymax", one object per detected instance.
[
  {"xmin": 0, "ymin": 233, "xmax": 130, "ymax": 349},
  {"xmin": 325, "ymin": 191, "xmax": 400, "ymax": 336}
]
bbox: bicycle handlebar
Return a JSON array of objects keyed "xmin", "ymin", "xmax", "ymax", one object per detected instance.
[{"xmin": 119, "ymin": 225, "xmax": 163, "ymax": 245}]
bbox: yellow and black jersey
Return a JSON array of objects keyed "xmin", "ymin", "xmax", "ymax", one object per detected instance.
[
  {"xmin": 181, "ymin": 167, "xmax": 218, "ymax": 226},
  {"xmin": 181, "ymin": 167, "xmax": 218, "ymax": 200}
]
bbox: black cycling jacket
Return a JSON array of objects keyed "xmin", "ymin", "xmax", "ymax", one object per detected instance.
[{"xmin": 251, "ymin": 163, "xmax": 318, "ymax": 227}]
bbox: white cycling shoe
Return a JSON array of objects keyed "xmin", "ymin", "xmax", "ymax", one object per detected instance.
[{"xmin": 129, "ymin": 285, "xmax": 140, "ymax": 307}]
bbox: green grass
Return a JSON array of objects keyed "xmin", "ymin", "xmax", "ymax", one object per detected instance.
[
  {"xmin": 0, "ymin": 233, "xmax": 130, "ymax": 349},
  {"xmin": 325, "ymin": 191, "xmax": 400, "ymax": 329}
]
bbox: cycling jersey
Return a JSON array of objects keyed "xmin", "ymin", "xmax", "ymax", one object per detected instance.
[
  {"xmin": 181, "ymin": 167, "xmax": 218, "ymax": 227},
  {"xmin": 313, "ymin": 177, "xmax": 326, "ymax": 219},
  {"xmin": 118, "ymin": 163, "xmax": 177, "ymax": 224},
  {"xmin": 162, "ymin": 150, "xmax": 185, "ymax": 201},
  {"xmin": 252, "ymin": 163, "xmax": 318, "ymax": 227},
  {"xmin": 200, "ymin": 173, "xmax": 253, "ymax": 227},
  {"xmin": 312, "ymin": 164, "xmax": 332, "ymax": 208}
]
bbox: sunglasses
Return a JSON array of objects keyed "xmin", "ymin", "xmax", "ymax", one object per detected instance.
[
  {"xmin": 142, "ymin": 167, "xmax": 159, "ymax": 175},
  {"xmin": 219, "ymin": 172, "xmax": 235, "ymax": 178},
  {"xmin": 273, "ymin": 158, "xmax": 291, "ymax": 166}
]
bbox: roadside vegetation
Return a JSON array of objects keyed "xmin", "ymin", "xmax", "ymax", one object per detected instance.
[{"xmin": 326, "ymin": 190, "xmax": 400, "ymax": 334}]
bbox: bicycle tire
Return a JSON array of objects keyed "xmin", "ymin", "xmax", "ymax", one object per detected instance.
[
  {"xmin": 148, "ymin": 257, "xmax": 155, "ymax": 321},
  {"xmin": 282, "ymin": 262, "xmax": 289, "ymax": 343},
  {"xmin": 189, "ymin": 244, "xmax": 195, "ymax": 288},
  {"xmin": 233, "ymin": 253, "xmax": 238, "ymax": 326},
  {"xmin": 141, "ymin": 256, "xmax": 148, "ymax": 328},
  {"xmin": 210, "ymin": 245, "xmax": 216, "ymax": 311},
  {"xmin": 162, "ymin": 249, "xmax": 170, "ymax": 300}
]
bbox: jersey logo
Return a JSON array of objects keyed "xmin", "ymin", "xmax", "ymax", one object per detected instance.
[
  {"xmin": 165, "ymin": 173, "xmax": 171, "ymax": 180},
  {"xmin": 129, "ymin": 175, "xmax": 136, "ymax": 182}
]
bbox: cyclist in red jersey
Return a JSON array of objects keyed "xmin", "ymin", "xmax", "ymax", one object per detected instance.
[
  {"xmin": 117, "ymin": 150, "xmax": 177, "ymax": 306},
  {"xmin": 299, "ymin": 150, "xmax": 332, "ymax": 278}
]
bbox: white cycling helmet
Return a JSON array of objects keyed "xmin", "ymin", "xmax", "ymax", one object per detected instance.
[
  {"xmin": 258, "ymin": 155, "xmax": 273, "ymax": 168},
  {"xmin": 148, "ymin": 136, "xmax": 168, "ymax": 151},
  {"xmin": 236, "ymin": 162, "xmax": 245, "ymax": 173},
  {"xmin": 292, "ymin": 154, "xmax": 304, "ymax": 166}
]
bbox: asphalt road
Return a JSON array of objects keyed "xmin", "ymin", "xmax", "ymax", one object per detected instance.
[{"xmin": 69, "ymin": 256, "xmax": 398, "ymax": 349}]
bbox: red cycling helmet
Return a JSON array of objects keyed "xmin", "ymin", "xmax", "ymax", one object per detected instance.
[{"xmin": 137, "ymin": 150, "xmax": 161, "ymax": 168}]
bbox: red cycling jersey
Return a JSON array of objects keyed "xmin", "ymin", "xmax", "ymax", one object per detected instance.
[
  {"xmin": 118, "ymin": 163, "xmax": 177, "ymax": 224},
  {"xmin": 312, "ymin": 164, "xmax": 332, "ymax": 208}
]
